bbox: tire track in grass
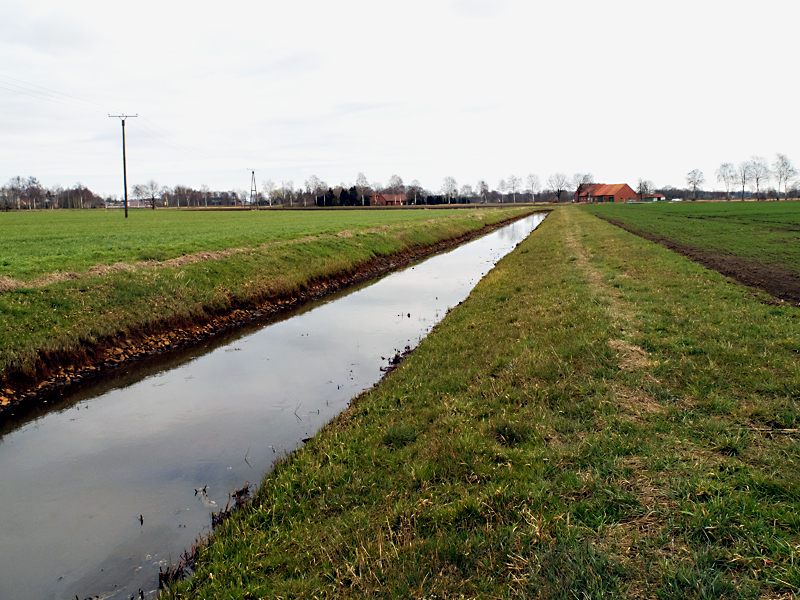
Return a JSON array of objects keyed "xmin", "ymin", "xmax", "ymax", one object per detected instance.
[{"xmin": 563, "ymin": 210, "xmax": 679, "ymax": 589}]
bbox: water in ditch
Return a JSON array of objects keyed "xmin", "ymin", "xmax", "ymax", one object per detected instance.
[{"xmin": 0, "ymin": 213, "xmax": 546, "ymax": 600}]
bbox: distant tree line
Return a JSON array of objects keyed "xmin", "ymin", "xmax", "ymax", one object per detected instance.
[
  {"xmin": 1, "ymin": 172, "xmax": 564, "ymax": 210},
  {"xmin": 6, "ymin": 155, "xmax": 795, "ymax": 212},
  {"xmin": 680, "ymin": 153, "xmax": 798, "ymax": 201},
  {"xmin": 1, "ymin": 177, "xmax": 105, "ymax": 210}
]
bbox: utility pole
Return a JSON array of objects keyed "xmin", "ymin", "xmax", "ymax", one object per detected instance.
[{"xmin": 109, "ymin": 114, "xmax": 137, "ymax": 218}]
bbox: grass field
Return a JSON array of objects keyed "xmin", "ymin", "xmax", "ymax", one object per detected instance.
[
  {"xmin": 161, "ymin": 206, "xmax": 800, "ymax": 599},
  {"xmin": 582, "ymin": 201, "xmax": 800, "ymax": 275},
  {"xmin": 0, "ymin": 207, "xmax": 532, "ymax": 389},
  {"xmin": 0, "ymin": 208, "xmax": 515, "ymax": 282}
]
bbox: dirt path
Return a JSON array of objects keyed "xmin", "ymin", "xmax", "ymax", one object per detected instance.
[
  {"xmin": 562, "ymin": 223, "xmax": 658, "ymax": 392},
  {"xmin": 599, "ymin": 216, "xmax": 800, "ymax": 306}
]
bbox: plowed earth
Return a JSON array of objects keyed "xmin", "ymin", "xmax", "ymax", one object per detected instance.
[
  {"xmin": 600, "ymin": 217, "xmax": 800, "ymax": 306},
  {"xmin": 0, "ymin": 214, "xmax": 537, "ymax": 418}
]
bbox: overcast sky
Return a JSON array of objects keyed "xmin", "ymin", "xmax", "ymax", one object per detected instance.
[{"xmin": 1, "ymin": 0, "xmax": 797, "ymax": 198}]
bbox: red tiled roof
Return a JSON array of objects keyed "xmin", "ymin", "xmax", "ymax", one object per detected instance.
[
  {"xmin": 576, "ymin": 183, "xmax": 636, "ymax": 198},
  {"xmin": 586, "ymin": 184, "xmax": 626, "ymax": 196}
]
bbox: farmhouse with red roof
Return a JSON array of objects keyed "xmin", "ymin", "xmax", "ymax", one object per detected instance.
[
  {"xmin": 574, "ymin": 183, "xmax": 638, "ymax": 203},
  {"xmin": 370, "ymin": 192, "xmax": 407, "ymax": 206}
]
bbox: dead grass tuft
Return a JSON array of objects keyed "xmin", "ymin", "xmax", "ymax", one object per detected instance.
[
  {"xmin": 0, "ymin": 276, "xmax": 22, "ymax": 292},
  {"xmin": 609, "ymin": 339, "xmax": 651, "ymax": 372},
  {"xmin": 614, "ymin": 384, "xmax": 662, "ymax": 421},
  {"xmin": 30, "ymin": 271, "xmax": 81, "ymax": 287},
  {"xmin": 86, "ymin": 262, "xmax": 136, "ymax": 276}
]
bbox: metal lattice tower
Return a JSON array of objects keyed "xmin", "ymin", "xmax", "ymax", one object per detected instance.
[{"xmin": 249, "ymin": 170, "xmax": 258, "ymax": 209}]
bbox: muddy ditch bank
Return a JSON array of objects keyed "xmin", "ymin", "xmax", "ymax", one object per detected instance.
[
  {"xmin": 599, "ymin": 216, "xmax": 800, "ymax": 306},
  {"xmin": 0, "ymin": 212, "xmax": 542, "ymax": 419}
]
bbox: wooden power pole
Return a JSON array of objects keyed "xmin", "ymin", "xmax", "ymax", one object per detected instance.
[{"xmin": 109, "ymin": 114, "xmax": 137, "ymax": 218}]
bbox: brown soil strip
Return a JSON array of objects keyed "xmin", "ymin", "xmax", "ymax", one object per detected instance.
[
  {"xmin": 598, "ymin": 216, "xmax": 800, "ymax": 305},
  {"xmin": 0, "ymin": 213, "xmax": 545, "ymax": 418}
]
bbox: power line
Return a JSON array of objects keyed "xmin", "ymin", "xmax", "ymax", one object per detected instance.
[
  {"xmin": 0, "ymin": 73, "xmax": 218, "ymax": 162},
  {"xmin": 0, "ymin": 73, "xmax": 118, "ymax": 113},
  {"xmin": 128, "ymin": 119, "xmax": 213, "ymax": 161},
  {"xmin": 139, "ymin": 115, "xmax": 214, "ymax": 158},
  {"xmin": 0, "ymin": 82, "xmax": 108, "ymax": 114}
]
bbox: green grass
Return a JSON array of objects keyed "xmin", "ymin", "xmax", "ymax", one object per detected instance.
[
  {"xmin": 0, "ymin": 207, "xmax": 532, "ymax": 382},
  {"xmin": 0, "ymin": 208, "xmax": 518, "ymax": 281},
  {"xmin": 582, "ymin": 200, "xmax": 800, "ymax": 274},
  {"xmin": 162, "ymin": 206, "xmax": 800, "ymax": 598}
]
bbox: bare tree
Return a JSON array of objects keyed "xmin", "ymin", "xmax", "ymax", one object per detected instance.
[
  {"xmin": 132, "ymin": 184, "xmax": 146, "ymax": 204},
  {"xmin": 441, "ymin": 176, "xmax": 457, "ymax": 204},
  {"xmin": 749, "ymin": 156, "xmax": 771, "ymax": 199},
  {"xmin": 547, "ymin": 173, "xmax": 570, "ymax": 202},
  {"xmin": 526, "ymin": 174, "xmax": 541, "ymax": 203},
  {"xmin": 305, "ymin": 175, "xmax": 327, "ymax": 205},
  {"xmin": 497, "ymin": 179, "xmax": 507, "ymax": 203},
  {"xmin": 636, "ymin": 178, "xmax": 654, "ymax": 200},
  {"xmin": 408, "ymin": 179, "xmax": 422, "ymax": 205},
  {"xmin": 173, "ymin": 185, "xmax": 195, "ymax": 208},
  {"xmin": 25, "ymin": 177, "xmax": 44, "ymax": 210},
  {"xmin": 262, "ymin": 179, "xmax": 277, "ymax": 206},
  {"xmin": 52, "ymin": 185, "xmax": 65, "ymax": 209},
  {"xmin": 460, "ymin": 184, "xmax": 473, "ymax": 202},
  {"xmin": 507, "ymin": 175, "xmax": 521, "ymax": 202},
  {"xmin": 5, "ymin": 176, "xmax": 23, "ymax": 209},
  {"xmin": 737, "ymin": 161, "xmax": 753, "ymax": 201},
  {"xmin": 571, "ymin": 172, "xmax": 594, "ymax": 190},
  {"xmin": 142, "ymin": 179, "xmax": 162, "ymax": 209},
  {"xmin": 476, "ymin": 180, "xmax": 489, "ymax": 203},
  {"xmin": 685, "ymin": 169, "xmax": 705, "ymax": 200},
  {"xmin": 387, "ymin": 174, "xmax": 404, "ymax": 194},
  {"xmin": 282, "ymin": 180, "xmax": 294, "ymax": 207},
  {"xmin": 356, "ymin": 172, "xmax": 370, "ymax": 206},
  {"xmin": 773, "ymin": 153, "xmax": 797, "ymax": 201},
  {"xmin": 715, "ymin": 163, "xmax": 736, "ymax": 201}
]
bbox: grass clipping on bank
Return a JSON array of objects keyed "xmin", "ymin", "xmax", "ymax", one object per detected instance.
[{"xmin": 163, "ymin": 207, "xmax": 800, "ymax": 599}]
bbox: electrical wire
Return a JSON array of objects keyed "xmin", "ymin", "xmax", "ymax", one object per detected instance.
[
  {"xmin": 133, "ymin": 117, "xmax": 218, "ymax": 161},
  {"xmin": 126, "ymin": 119, "xmax": 213, "ymax": 161},
  {"xmin": 0, "ymin": 73, "xmax": 121, "ymax": 113},
  {"xmin": 0, "ymin": 81, "xmax": 108, "ymax": 114},
  {"xmin": 0, "ymin": 73, "xmax": 220, "ymax": 162}
]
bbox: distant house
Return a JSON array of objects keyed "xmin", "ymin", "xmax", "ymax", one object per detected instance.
[
  {"xmin": 105, "ymin": 200, "xmax": 152, "ymax": 209},
  {"xmin": 574, "ymin": 183, "xmax": 638, "ymax": 203},
  {"xmin": 643, "ymin": 192, "xmax": 666, "ymax": 201},
  {"xmin": 370, "ymin": 192, "xmax": 407, "ymax": 206}
]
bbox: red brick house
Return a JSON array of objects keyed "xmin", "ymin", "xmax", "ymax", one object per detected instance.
[
  {"xmin": 370, "ymin": 193, "xmax": 407, "ymax": 206},
  {"xmin": 574, "ymin": 183, "xmax": 638, "ymax": 203}
]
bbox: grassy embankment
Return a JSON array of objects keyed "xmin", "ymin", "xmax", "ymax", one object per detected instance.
[
  {"xmin": 163, "ymin": 205, "xmax": 800, "ymax": 599},
  {"xmin": 583, "ymin": 201, "xmax": 800, "ymax": 274},
  {"xmin": 0, "ymin": 207, "xmax": 531, "ymax": 390}
]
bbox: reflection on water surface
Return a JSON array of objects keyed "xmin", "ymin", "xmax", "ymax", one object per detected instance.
[{"xmin": 0, "ymin": 213, "xmax": 546, "ymax": 599}]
